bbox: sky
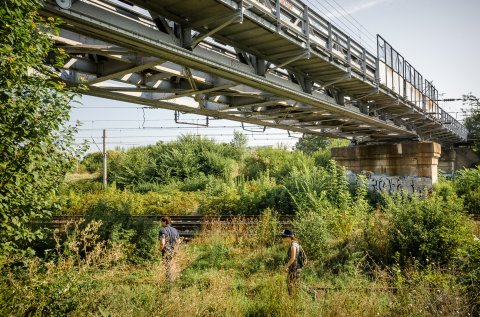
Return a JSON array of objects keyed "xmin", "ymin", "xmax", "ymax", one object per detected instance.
[{"xmin": 71, "ymin": 0, "xmax": 480, "ymax": 152}]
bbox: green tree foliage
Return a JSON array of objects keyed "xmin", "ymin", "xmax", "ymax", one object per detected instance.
[
  {"xmin": 230, "ymin": 131, "xmax": 248, "ymax": 149},
  {"xmin": 454, "ymin": 166, "xmax": 480, "ymax": 214},
  {"xmin": 463, "ymin": 93, "xmax": 480, "ymax": 152},
  {"xmin": 106, "ymin": 135, "xmax": 237, "ymax": 189},
  {"xmin": 0, "ymin": 0, "xmax": 78, "ymax": 257},
  {"xmin": 295, "ymin": 134, "xmax": 331, "ymax": 154},
  {"xmin": 80, "ymin": 152, "xmax": 103, "ymax": 173},
  {"xmin": 242, "ymin": 147, "xmax": 314, "ymax": 180}
]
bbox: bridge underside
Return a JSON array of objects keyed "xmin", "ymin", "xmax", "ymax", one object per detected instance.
[{"xmin": 41, "ymin": 0, "xmax": 467, "ymax": 144}]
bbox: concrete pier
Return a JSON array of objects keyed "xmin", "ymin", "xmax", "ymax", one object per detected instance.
[{"xmin": 331, "ymin": 142, "xmax": 441, "ymax": 194}]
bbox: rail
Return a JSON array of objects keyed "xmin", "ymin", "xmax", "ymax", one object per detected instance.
[{"xmin": 39, "ymin": 214, "xmax": 293, "ymax": 238}]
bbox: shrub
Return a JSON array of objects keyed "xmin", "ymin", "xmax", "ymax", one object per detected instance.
[
  {"xmin": 80, "ymin": 152, "xmax": 103, "ymax": 173},
  {"xmin": 236, "ymin": 175, "xmax": 282, "ymax": 215},
  {"xmin": 179, "ymin": 174, "xmax": 211, "ymax": 192},
  {"xmin": 253, "ymin": 208, "xmax": 281, "ymax": 248},
  {"xmin": 142, "ymin": 191, "xmax": 200, "ymax": 214},
  {"xmin": 198, "ymin": 175, "xmax": 294, "ymax": 215},
  {"xmin": 456, "ymin": 240, "xmax": 480, "ymax": 314},
  {"xmin": 198, "ymin": 184, "xmax": 240, "ymax": 215},
  {"xmin": 62, "ymin": 187, "xmax": 201, "ymax": 215},
  {"xmin": 62, "ymin": 178, "xmax": 103, "ymax": 194},
  {"xmin": 384, "ymin": 191, "xmax": 471, "ymax": 266},
  {"xmin": 454, "ymin": 167, "xmax": 480, "ymax": 214},
  {"xmin": 362, "ymin": 210, "xmax": 391, "ymax": 265},
  {"xmin": 83, "ymin": 208, "xmax": 160, "ymax": 262},
  {"xmin": 242, "ymin": 148, "xmax": 315, "ymax": 181},
  {"xmin": 293, "ymin": 209, "xmax": 330, "ymax": 261},
  {"xmin": 108, "ymin": 147, "xmax": 157, "ymax": 188}
]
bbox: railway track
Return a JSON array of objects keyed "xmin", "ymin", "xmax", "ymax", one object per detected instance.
[
  {"xmin": 43, "ymin": 215, "xmax": 293, "ymax": 238},
  {"xmin": 38, "ymin": 214, "xmax": 479, "ymax": 239}
]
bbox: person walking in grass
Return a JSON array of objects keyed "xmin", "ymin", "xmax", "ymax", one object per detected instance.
[
  {"xmin": 159, "ymin": 216, "xmax": 180, "ymax": 282},
  {"xmin": 281, "ymin": 228, "xmax": 306, "ymax": 296}
]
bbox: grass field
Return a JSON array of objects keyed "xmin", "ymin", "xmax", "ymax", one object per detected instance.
[{"xmin": 1, "ymin": 217, "xmax": 473, "ymax": 317}]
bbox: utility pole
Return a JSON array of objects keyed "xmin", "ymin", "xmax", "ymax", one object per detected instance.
[{"xmin": 102, "ymin": 129, "xmax": 107, "ymax": 188}]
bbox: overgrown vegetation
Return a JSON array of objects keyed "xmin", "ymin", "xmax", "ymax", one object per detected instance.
[
  {"xmin": 1, "ymin": 205, "xmax": 477, "ymax": 316},
  {"xmin": 464, "ymin": 93, "xmax": 480, "ymax": 153},
  {"xmin": 2, "ymin": 129, "xmax": 478, "ymax": 315},
  {"xmin": 0, "ymin": 0, "xmax": 79, "ymax": 258},
  {"xmin": 1, "ymin": 2, "xmax": 479, "ymax": 314}
]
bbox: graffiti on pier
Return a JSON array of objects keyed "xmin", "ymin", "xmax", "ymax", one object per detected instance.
[
  {"xmin": 348, "ymin": 172, "xmax": 432, "ymax": 195},
  {"xmin": 367, "ymin": 175, "xmax": 430, "ymax": 194}
]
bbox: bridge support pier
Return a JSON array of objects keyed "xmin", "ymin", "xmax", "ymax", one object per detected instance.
[
  {"xmin": 438, "ymin": 147, "xmax": 480, "ymax": 175},
  {"xmin": 331, "ymin": 142, "xmax": 441, "ymax": 194}
]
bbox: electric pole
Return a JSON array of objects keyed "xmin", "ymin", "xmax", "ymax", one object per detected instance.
[{"xmin": 102, "ymin": 129, "xmax": 107, "ymax": 188}]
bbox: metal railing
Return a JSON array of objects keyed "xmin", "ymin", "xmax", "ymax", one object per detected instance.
[{"xmin": 246, "ymin": 0, "xmax": 468, "ymax": 141}]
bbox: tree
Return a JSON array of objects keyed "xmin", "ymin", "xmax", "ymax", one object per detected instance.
[
  {"xmin": 0, "ymin": 0, "xmax": 79, "ymax": 258},
  {"xmin": 463, "ymin": 93, "xmax": 480, "ymax": 153},
  {"xmin": 295, "ymin": 134, "xmax": 330, "ymax": 154},
  {"xmin": 230, "ymin": 131, "xmax": 248, "ymax": 149}
]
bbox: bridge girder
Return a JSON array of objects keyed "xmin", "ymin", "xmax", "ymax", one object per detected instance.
[{"xmin": 40, "ymin": 0, "xmax": 466, "ymax": 144}]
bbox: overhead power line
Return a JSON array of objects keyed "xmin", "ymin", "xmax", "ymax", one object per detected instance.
[
  {"xmin": 324, "ymin": 0, "xmax": 376, "ymax": 38},
  {"xmin": 75, "ymin": 132, "xmax": 300, "ymax": 139},
  {"xmin": 305, "ymin": 0, "xmax": 376, "ymax": 52}
]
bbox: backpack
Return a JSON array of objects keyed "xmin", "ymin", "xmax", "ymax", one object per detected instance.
[{"xmin": 296, "ymin": 244, "xmax": 307, "ymax": 268}]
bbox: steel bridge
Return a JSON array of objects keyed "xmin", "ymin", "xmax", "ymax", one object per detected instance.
[{"xmin": 41, "ymin": 0, "xmax": 468, "ymax": 144}]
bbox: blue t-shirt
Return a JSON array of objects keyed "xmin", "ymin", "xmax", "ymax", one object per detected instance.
[{"xmin": 160, "ymin": 225, "xmax": 180, "ymax": 253}]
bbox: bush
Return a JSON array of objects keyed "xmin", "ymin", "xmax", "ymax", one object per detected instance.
[
  {"xmin": 62, "ymin": 178, "xmax": 103, "ymax": 194},
  {"xmin": 288, "ymin": 162, "xmax": 370, "ymax": 265},
  {"xmin": 253, "ymin": 208, "xmax": 281, "ymax": 248},
  {"xmin": 62, "ymin": 187, "xmax": 200, "ymax": 215},
  {"xmin": 198, "ymin": 183, "xmax": 240, "ymax": 215},
  {"xmin": 384, "ymin": 191, "xmax": 471, "ymax": 266},
  {"xmin": 179, "ymin": 174, "xmax": 211, "ymax": 192},
  {"xmin": 362, "ymin": 210, "xmax": 391, "ymax": 265},
  {"xmin": 236, "ymin": 175, "xmax": 284, "ymax": 215},
  {"xmin": 83, "ymin": 208, "xmax": 160, "ymax": 262},
  {"xmin": 454, "ymin": 167, "xmax": 480, "ymax": 214},
  {"xmin": 242, "ymin": 148, "xmax": 315, "ymax": 181},
  {"xmin": 103, "ymin": 135, "xmax": 239, "ymax": 188},
  {"xmin": 456, "ymin": 241, "xmax": 480, "ymax": 314},
  {"xmin": 293, "ymin": 209, "xmax": 329, "ymax": 261},
  {"xmin": 108, "ymin": 147, "xmax": 157, "ymax": 188},
  {"xmin": 197, "ymin": 175, "xmax": 295, "ymax": 215},
  {"xmin": 80, "ymin": 152, "xmax": 103, "ymax": 173}
]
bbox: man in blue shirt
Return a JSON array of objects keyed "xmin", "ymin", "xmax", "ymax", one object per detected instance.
[{"xmin": 159, "ymin": 216, "xmax": 180, "ymax": 282}]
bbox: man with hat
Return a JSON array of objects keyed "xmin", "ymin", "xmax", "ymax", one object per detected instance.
[
  {"xmin": 159, "ymin": 216, "xmax": 180, "ymax": 282},
  {"xmin": 281, "ymin": 228, "xmax": 303, "ymax": 296}
]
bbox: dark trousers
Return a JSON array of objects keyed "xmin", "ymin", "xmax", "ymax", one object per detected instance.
[
  {"xmin": 162, "ymin": 251, "xmax": 173, "ymax": 282},
  {"xmin": 287, "ymin": 267, "xmax": 301, "ymax": 296}
]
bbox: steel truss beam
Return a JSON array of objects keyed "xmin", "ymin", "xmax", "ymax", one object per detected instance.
[{"xmin": 40, "ymin": 0, "xmax": 466, "ymax": 143}]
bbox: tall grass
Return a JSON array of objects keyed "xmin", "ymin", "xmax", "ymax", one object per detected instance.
[{"xmin": 1, "ymin": 209, "xmax": 475, "ymax": 316}]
